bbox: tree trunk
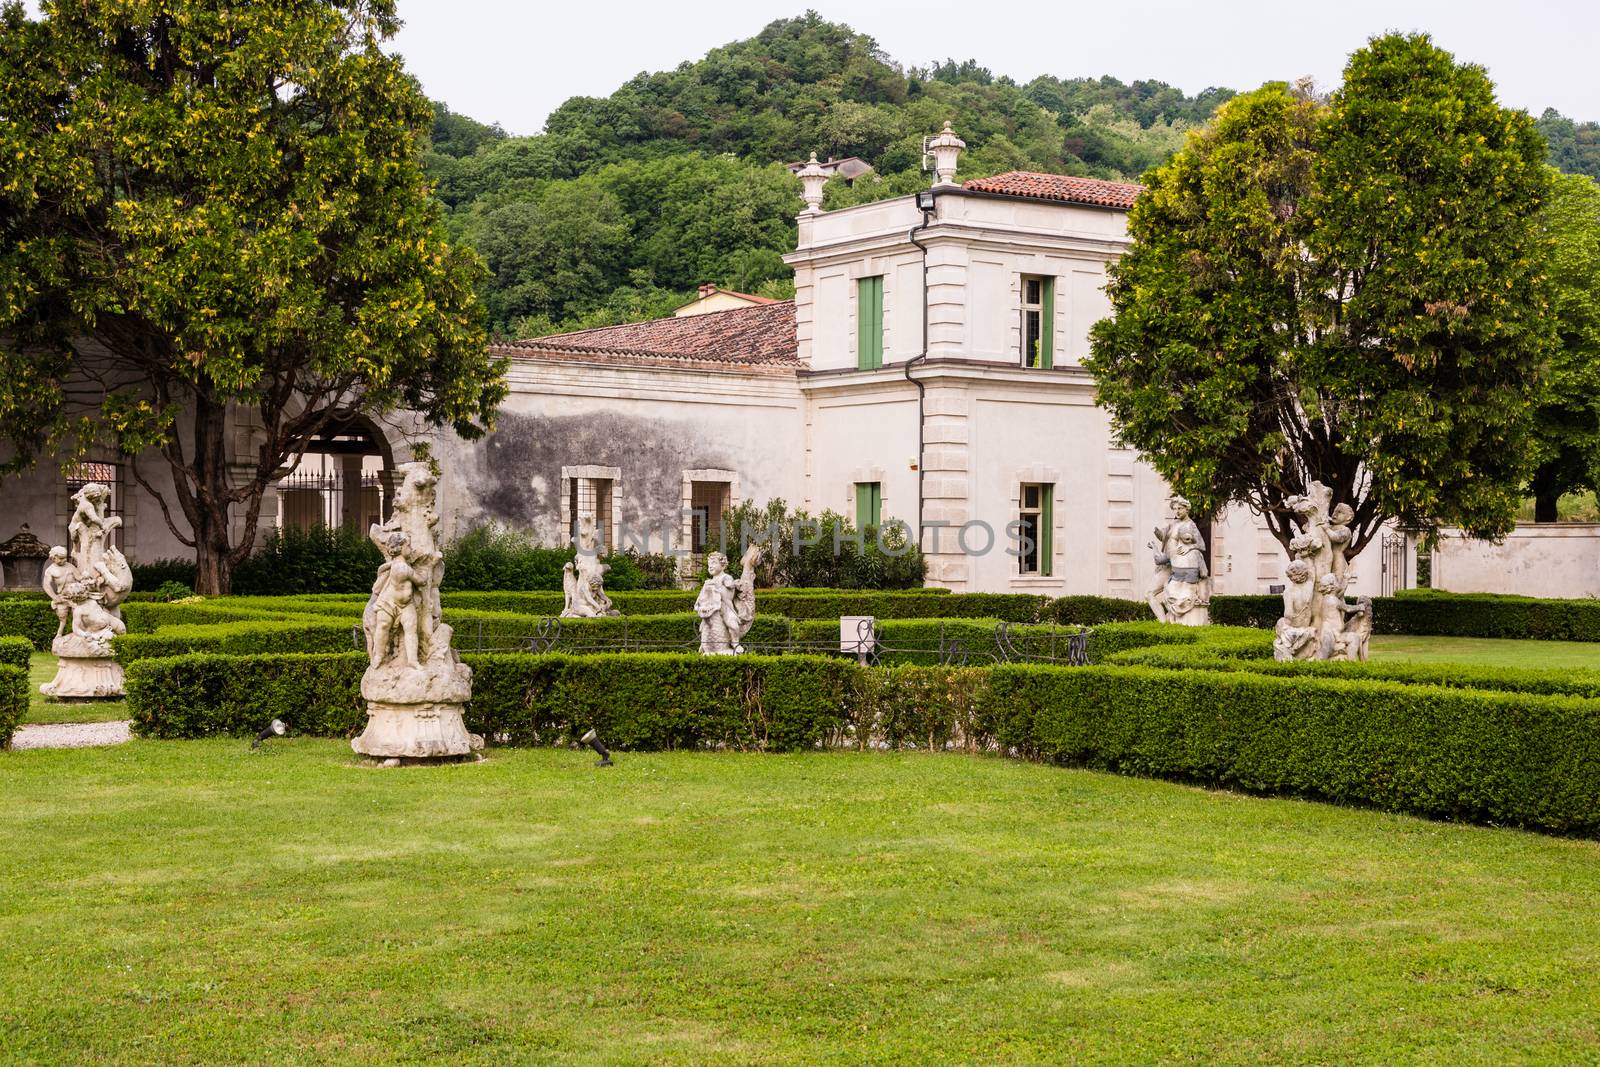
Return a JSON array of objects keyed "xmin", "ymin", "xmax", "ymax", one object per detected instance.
[
  {"xmin": 189, "ymin": 396, "xmax": 237, "ymax": 596},
  {"xmin": 1534, "ymin": 492, "xmax": 1559, "ymax": 524}
]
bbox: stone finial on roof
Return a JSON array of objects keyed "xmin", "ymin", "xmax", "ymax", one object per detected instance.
[
  {"xmin": 927, "ymin": 121, "xmax": 966, "ymax": 187},
  {"xmin": 797, "ymin": 152, "xmax": 828, "ymax": 214}
]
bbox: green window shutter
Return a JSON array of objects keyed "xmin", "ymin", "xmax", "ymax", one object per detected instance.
[
  {"xmin": 857, "ymin": 276, "xmax": 883, "ymax": 369},
  {"xmin": 1040, "ymin": 484, "xmax": 1054, "ymax": 577},
  {"xmin": 1040, "ymin": 277, "xmax": 1055, "ymax": 369},
  {"xmin": 855, "ymin": 482, "xmax": 882, "ymax": 528}
]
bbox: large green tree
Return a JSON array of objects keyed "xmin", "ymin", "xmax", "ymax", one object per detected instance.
[
  {"xmin": 0, "ymin": 0, "xmax": 506, "ymax": 593},
  {"xmin": 1528, "ymin": 171, "xmax": 1600, "ymax": 520},
  {"xmin": 1087, "ymin": 34, "xmax": 1554, "ymax": 558}
]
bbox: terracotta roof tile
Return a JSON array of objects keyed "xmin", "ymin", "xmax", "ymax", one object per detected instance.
[
  {"xmin": 496, "ymin": 300, "xmax": 797, "ymax": 372},
  {"xmin": 962, "ymin": 171, "xmax": 1141, "ymax": 210}
]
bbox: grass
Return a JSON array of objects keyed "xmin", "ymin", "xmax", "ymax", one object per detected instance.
[
  {"xmin": 2, "ymin": 743, "xmax": 1599, "ymax": 1064},
  {"xmin": 25, "ymin": 651, "xmax": 129, "ymax": 724},
  {"xmin": 1370, "ymin": 635, "xmax": 1600, "ymax": 670}
]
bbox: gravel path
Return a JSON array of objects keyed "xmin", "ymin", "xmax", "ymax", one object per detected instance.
[{"xmin": 9, "ymin": 721, "xmax": 132, "ymax": 750}]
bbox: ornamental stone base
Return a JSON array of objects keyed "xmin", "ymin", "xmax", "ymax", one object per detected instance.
[
  {"xmin": 40, "ymin": 654, "xmax": 124, "ymax": 699},
  {"xmin": 351, "ymin": 701, "xmax": 479, "ymax": 760}
]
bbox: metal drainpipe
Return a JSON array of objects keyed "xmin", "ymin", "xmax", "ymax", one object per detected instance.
[{"xmin": 905, "ymin": 199, "xmax": 934, "ymax": 555}]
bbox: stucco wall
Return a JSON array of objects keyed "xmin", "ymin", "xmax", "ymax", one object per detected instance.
[
  {"xmin": 1431, "ymin": 525, "xmax": 1600, "ymax": 599},
  {"xmin": 431, "ymin": 357, "xmax": 806, "ymax": 554}
]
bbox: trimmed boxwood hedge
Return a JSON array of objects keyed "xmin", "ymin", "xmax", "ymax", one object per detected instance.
[
  {"xmin": 0, "ymin": 598, "xmax": 56, "ymax": 651},
  {"xmin": 0, "ymin": 663, "xmax": 24, "ymax": 748},
  {"xmin": 0, "ymin": 635, "xmax": 32, "ymax": 672},
  {"xmin": 113, "ymin": 611, "xmax": 803, "ymax": 664},
  {"xmin": 1110, "ymin": 642, "xmax": 1600, "ymax": 699},
  {"xmin": 987, "ymin": 663, "xmax": 1600, "ymax": 835},
  {"xmin": 123, "ymin": 645, "xmax": 1600, "ymax": 835}
]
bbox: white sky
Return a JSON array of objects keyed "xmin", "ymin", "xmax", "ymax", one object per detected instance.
[{"xmin": 387, "ymin": 0, "xmax": 1600, "ymax": 135}]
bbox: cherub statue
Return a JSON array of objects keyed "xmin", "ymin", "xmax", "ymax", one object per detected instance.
[
  {"xmin": 1336, "ymin": 596, "xmax": 1373, "ymax": 662},
  {"xmin": 1326, "ymin": 503, "xmax": 1354, "ymax": 590},
  {"xmin": 67, "ymin": 482, "xmax": 120, "ymax": 576},
  {"xmin": 1272, "ymin": 558, "xmax": 1318, "ymax": 661},
  {"xmin": 43, "ymin": 546, "xmax": 74, "ymax": 638},
  {"xmin": 66, "ymin": 581, "xmax": 126, "ymax": 647},
  {"xmin": 369, "ymin": 556, "xmax": 422, "ymax": 670}
]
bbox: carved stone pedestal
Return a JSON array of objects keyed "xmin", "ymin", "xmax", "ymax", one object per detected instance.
[
  {"xmin": 41, "ymin": 633, "xmax": 124, "ymax": 699},
  {"xmin": 351, "ymin": 701, "xmax": 479, "ymax": 760},
  {"xmin": 352, "ymin": 650, "xmax": 477, "ymax": 762},
  {"xmin": 40, "ymin": 653, "xmax": 124, "ymax": 699}
]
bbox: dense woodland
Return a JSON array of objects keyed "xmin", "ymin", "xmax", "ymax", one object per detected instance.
[{"xmin": 421, "ymin": 13, "xmax": 1600, "ymax": 339}]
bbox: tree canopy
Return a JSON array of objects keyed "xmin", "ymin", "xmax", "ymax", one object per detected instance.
[
  {"xmin": 0, "ymin": 0, "xmax": 506, "ymax": 593},
  {"xmin": 426, "ymin": 15, "xmax": 1597, "ymax": 340},
  {"xmin": 1086, "ymin": 34, "xmax": 1555, "ymax": 558},
  {"xmin": 1527, "ymin": 170, "xmax": 1600, "ymax": 520}
]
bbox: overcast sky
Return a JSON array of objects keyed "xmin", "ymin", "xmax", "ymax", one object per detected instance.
[{"xmin": 386, "ymin": 0, "xmax": 1600, "ymax": 136}]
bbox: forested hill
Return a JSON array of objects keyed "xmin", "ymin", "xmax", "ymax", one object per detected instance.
[{"xmin": 422, "ymin": 13, "xmax": 1600, "ymax": 339}]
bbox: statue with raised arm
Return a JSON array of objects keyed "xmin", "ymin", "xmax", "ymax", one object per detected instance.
[{"xmin": 351, "ymin": 461, "xmax": 479, "ymax": 762}]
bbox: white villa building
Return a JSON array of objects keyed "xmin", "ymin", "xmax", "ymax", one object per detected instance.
[{"xmin": 0, "ymin": 127, "xmax": 1395, "ymax": 597}]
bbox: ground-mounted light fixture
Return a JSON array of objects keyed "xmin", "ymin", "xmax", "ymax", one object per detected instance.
[
  {"xmin": 580, "ymin": 728, "xmax": 613, "ymax": 767},
  {"xmin": 252, "ymin": 718, "xmax": 287, "ymax": 749}
]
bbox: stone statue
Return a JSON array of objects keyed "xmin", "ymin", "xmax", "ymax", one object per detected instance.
[
  {"xmin": 1149, "ymin": 496, "xmax": 1209, "ymax": 624},
  {"xmin": 351, "ymin": 461, "xmax": 479, "ymax": 762},
  {"xmin": 1272, "ymin": 480, "xmax": 1371, "ymax": 662},
  {"xmin": 40, "ymin": 483, "xmax": 130, "ymax": 698},
  {"xmin": 43, "ymin": 546, "xmax": 74, "ymax": 639},
  {"xmin": 561, "ymin": 516, "xmax": 620, "ymax": 618},
  {"xmin": 695, "ymin": 543, "xmax": 760, "ymax": 654}
]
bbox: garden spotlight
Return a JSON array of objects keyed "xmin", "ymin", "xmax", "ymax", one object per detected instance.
[
  {"xmin": 580, "ymin": 728, "xmax": 613, "ymax": 767},
  {"xmin": 252, "ymin": 718, "xmax": 287, "ymax": 749}
]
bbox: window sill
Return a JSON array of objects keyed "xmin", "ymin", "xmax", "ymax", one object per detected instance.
[{"xmin": 1010, "ymin": 576, "xmax": 1066, "ymax": 589}]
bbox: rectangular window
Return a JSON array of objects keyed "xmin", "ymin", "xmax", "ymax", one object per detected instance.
[
  {"xmin": 857, "ymin": 275, "xmax": 884, "ymax": 370},
  {"xmin": 65, "ymin": 461, "xmax": 126, "ymax": 551},
  {"xmin": 689, "ymin": 480, "xmax": 732, "ymax": 553},
  {"xmin": 1021, "ymin": 275, "xmax": 1054, "ymax": 369},
  {"xmin": 854, "ymin": 482, "xmax": 882, "ymax": 529},
  {"xmin": 569, "ymin": 477, "xmax": 613, "ymax": 546},
  {"xmin": 1017, "ymin": 482, "xmax": 1054, "ymax": 576}
]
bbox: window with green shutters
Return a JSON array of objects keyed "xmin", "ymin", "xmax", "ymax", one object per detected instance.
[
  {"xmin": 1018, "ymin": 482, "xmax": 1054, "ymax": 576},
  {"xmin": 1021, "ymin": 275, "xmax": 1054, "ymax": 369},
  {"xmin": 857, "ymin": 275, "xmax": 884, "ymax": 370},
  {"xmin": 854, "ymin": 481, "xmax": 882, "ymax": 529}
]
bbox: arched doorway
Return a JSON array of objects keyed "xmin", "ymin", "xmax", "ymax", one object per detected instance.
[{"xmin": 273, "ymin": 417, "xmax": 397, "ymax": 534}]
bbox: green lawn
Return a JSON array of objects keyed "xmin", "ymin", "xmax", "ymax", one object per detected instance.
[
  {"xmin": 2, "ymin": 743, "xmax": 1598, "ymax": 1064},
  {"xmin": 1370, "ymin": 634, "xmax": 1600, "ymax": 670},
  {"xmin": 25, "ymin": 651, "xmax": 130, "ymax": 724}
]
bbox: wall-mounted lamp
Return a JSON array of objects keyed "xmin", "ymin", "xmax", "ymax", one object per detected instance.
[
  {"xmin": 252, "ymin": 718, "xmax": 287, "ymax": 749},
  {"xmin": 580, "ymin": 728, "xmax": 613, "ymax": 767},
  {"xmin": 915, "ymin": 190, "xmax": 936, "ymax": 213}
]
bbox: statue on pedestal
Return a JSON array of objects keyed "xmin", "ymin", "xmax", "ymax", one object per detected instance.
[
  {"xmin": 695, "ymin": 544, "xmax": 760, "ymax": 654},
  {"xmin": 40, "ymin": 483, "xmax": 131, "ymax": 699},
  {"xmin": 1272, "ymin": 480, "xmax": 1372, "ymax": 662},
  {"xmin": 351, "ymin": 461, "xmax": 480, "ymax": 762},
  {"xmin": 561, "ymin": 515, "xmax": 620, "ymax": 618},
  {"xmin": 1149, "ymin": 496, "xmax": 1210, "ymax": 625}
]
